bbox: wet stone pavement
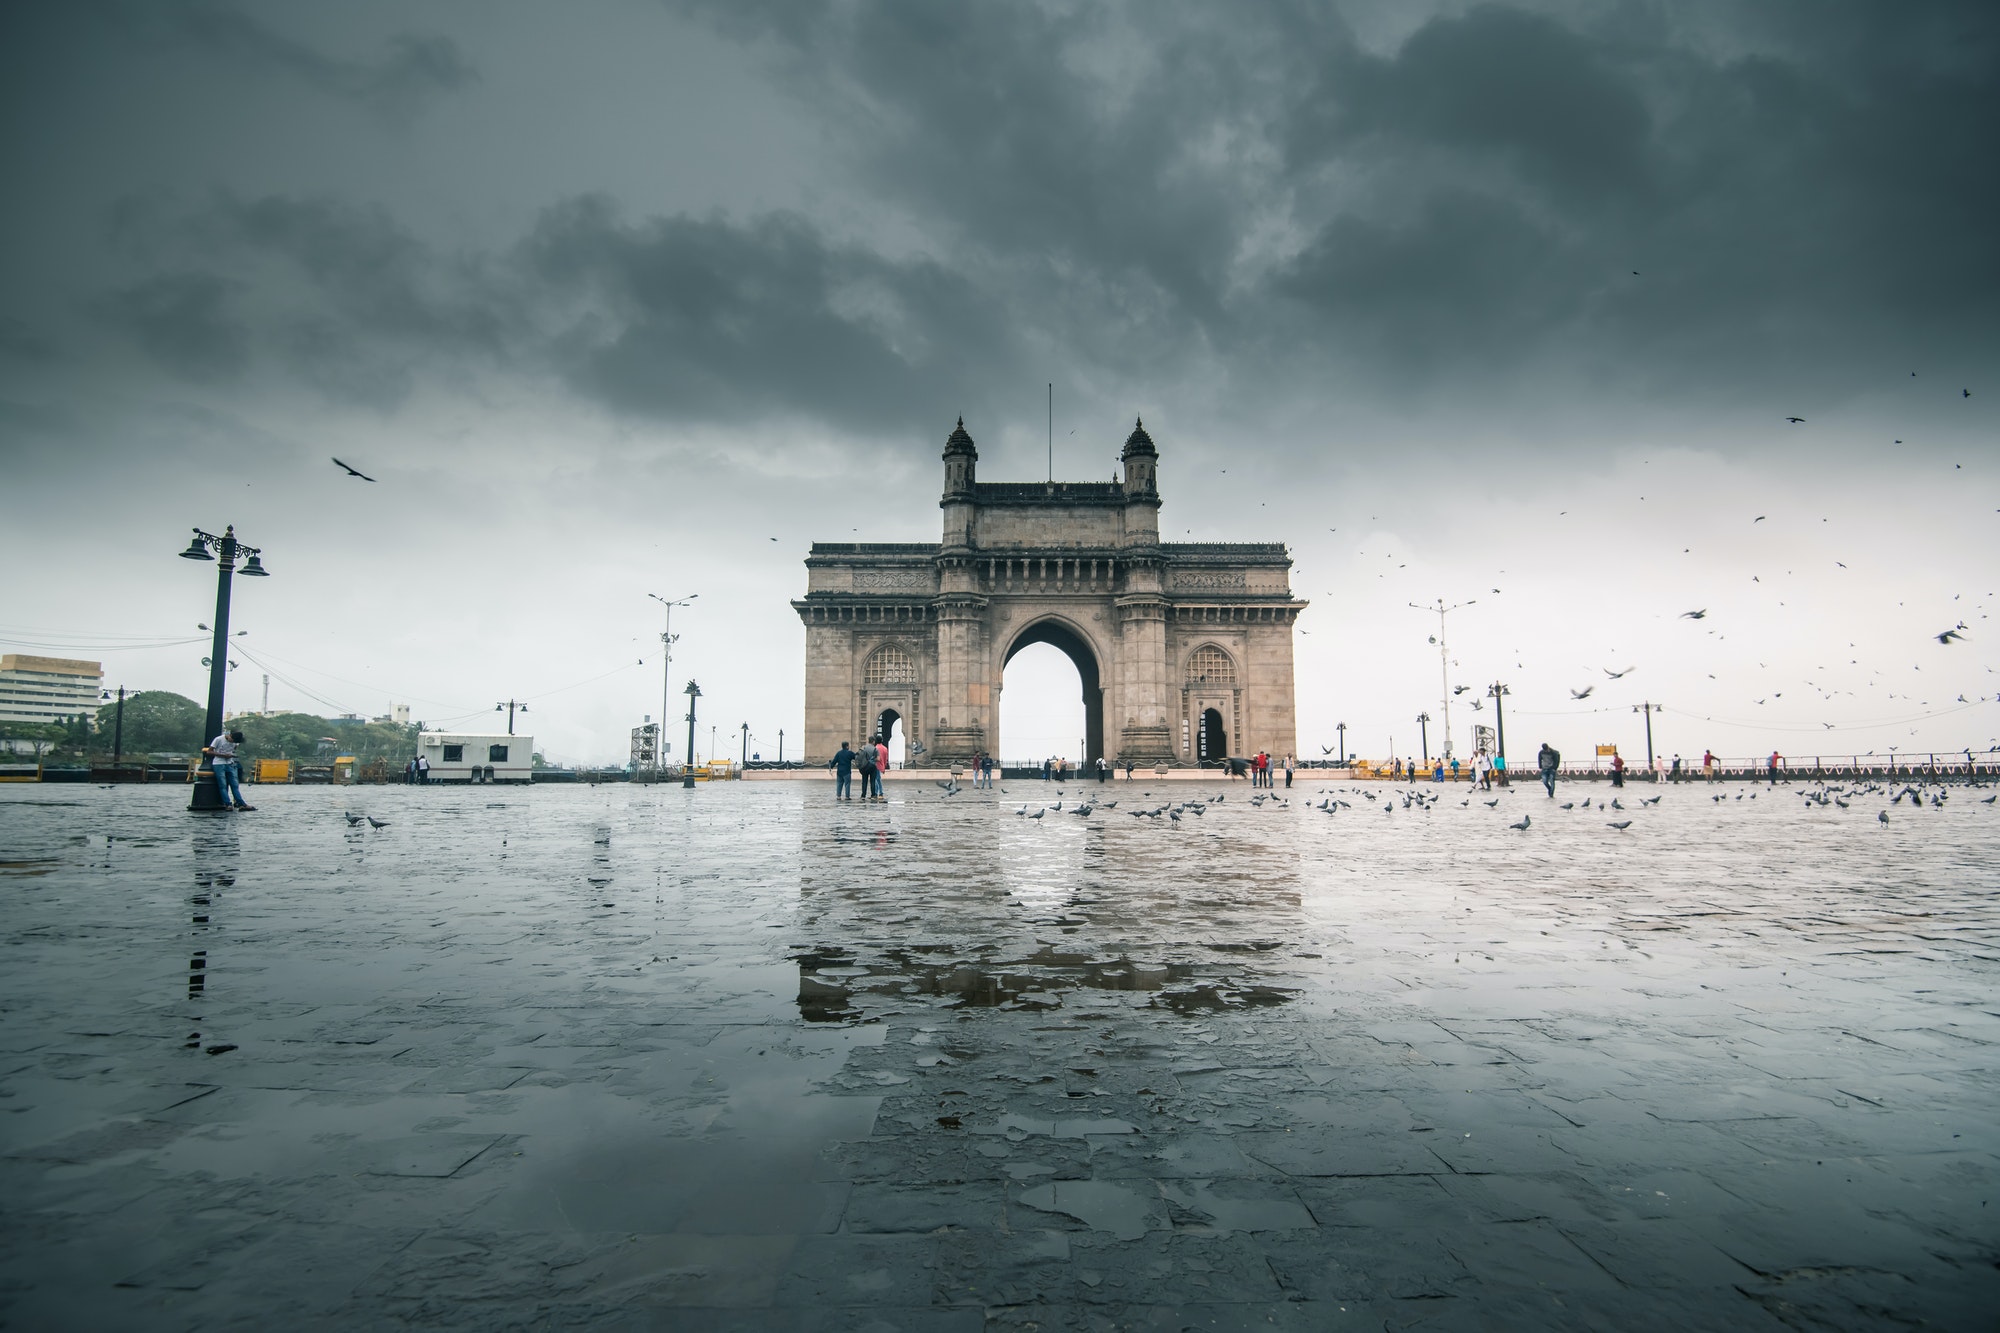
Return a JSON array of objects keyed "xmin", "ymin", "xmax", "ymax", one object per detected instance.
[{"xmin": 1, "ymin": 777, "xmax": 1996, "ymax": 1331}]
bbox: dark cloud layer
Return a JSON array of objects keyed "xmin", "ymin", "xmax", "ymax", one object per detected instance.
[{"xmin": 31, "ymin": 2, "xmax": 2000, "ymax": 438}]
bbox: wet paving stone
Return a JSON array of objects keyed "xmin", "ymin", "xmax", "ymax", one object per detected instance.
[{"xmin": 1, "ymin": 777, "xmax": 1997, "ymax": 1329}]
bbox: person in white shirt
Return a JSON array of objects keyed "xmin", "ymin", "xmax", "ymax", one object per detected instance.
[{"xmin": 204, "ymin": 730, "xmax": 253, "ymax": 810}]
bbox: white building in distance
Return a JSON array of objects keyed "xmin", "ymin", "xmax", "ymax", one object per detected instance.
[
  {"xmin": 419, "ymin": 731, "xmax": 533, "ymax": 783},
  {"xmin": 0, "ymin": 655, "xmax": 103, "ymax": 727}
]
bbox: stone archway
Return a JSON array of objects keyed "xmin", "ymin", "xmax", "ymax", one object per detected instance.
[
  {"xmin": 999, "ymin": 616, "xmax": 1105, "ymax": 766},
  {"xmin": 795, "ymin": 417, "xmax": 1304, "ymax": 767}
]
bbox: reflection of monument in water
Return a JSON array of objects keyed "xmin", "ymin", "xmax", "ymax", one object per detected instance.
[
  {"xmin": 791, "ymin": 803, "xmax": 1306, "ymax": 1024},
  {"xmin": 794, "ymin": 419, "xmax": 1306, "ymax": 767}
]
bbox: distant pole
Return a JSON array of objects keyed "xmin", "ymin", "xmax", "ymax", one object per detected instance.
[
  {"xmin": 1336, "ymin": 721, "xmax": 1347, "ymax": 766},
  {"xmin": 1409, "ymin": 598, "xmax": 1471, "ymax": 762},
  {"xmin": 648, "ymin": 593, "xmax": 697, "ymax": 782},
  {"xmin": 1416, "ymin": 712, "xmax": 1430, "ymax": 765},
  {"xmin": 1633, "ymin": 702, "xmax": 1661, "ymax": 769},
  {"xmin": 1048, "ymin": 383, "xmax": 1053, "ymax": 483},
  {"xmin": 1488, "ymin": 682, "xmax": 1510, "ymax": 768},
  {"xmin": 111, "ymin": 687, "xmax": 126, "ymax": 767},
  {"xmin": 778, "ymin": 728, "xmax": 784, "ymax": 764},
  {"xmin": 740, "ymin": 722, "xmax": 749, "ymax": 765},
  {"xmin": 682, "ymin": 680, "xmax": 701, "ymax": 788}
]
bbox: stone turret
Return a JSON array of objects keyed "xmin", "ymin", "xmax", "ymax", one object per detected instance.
[
  {"xmin": 1121, "ymin": 416, "xmax": 1160, "ymax": 544},
  {"xmin": 941, "ymin": 417, "xmax": 977, "ymax": 548}
]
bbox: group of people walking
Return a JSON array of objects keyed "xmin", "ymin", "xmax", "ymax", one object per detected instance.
[{"xmin": 828, "ymin": 738, "xmax": 891, "ymax": 800}]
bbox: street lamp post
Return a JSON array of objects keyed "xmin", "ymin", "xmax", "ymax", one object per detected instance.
[
  {"xmin": 1335, "ymin": 721, "xmax": 1347, "ymax": 767},
  {"xmin": 778, "ymin": 729, "xmax": 784, "ymax": 764},
  {"xmin": 1410, "ymin": 598, "xmax": 1472, "ymax": 763},
  {"xmin": 178, "ymin": 526, "xmax": 268, "ymax": 811},
  {"xmin": 740, "ymin": 722, "xmax": 750, "ymax": 765},
  {"xmin": 101, "ymin": 686, "xmax": 127, "ymax": 769},
  {"xmin": 1487, "ymin": 681, "xmax": 1510, "ymax": 782},
  {"xmin": 1416, "ymin": 712, "xmax": 1431, "ymax": 765},
  {"xmin": 1633, "ymin": 702, "xmax": 1662, "ymax": 770},
  {"xmin": 682, "ymin": 680, "xmax": 701, "ymax": 788},
  {"xmin": 494, "ymin": 699, "xmax": 529, "ymax": 735},
  {"xmin": 647, "ymin": 593, "xmax": 696, "ymax": 782}
]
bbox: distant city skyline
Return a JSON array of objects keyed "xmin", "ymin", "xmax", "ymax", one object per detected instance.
[{"xmin": 2, "ymin": 3, "xmax": 1993, "ymax": 765}]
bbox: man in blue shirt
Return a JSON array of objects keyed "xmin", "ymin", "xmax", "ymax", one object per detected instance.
[{"xmin": 830, "ymin": 741, "xmax": 856, "ymax": 800}]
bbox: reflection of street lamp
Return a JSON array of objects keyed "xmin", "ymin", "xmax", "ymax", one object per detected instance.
[
  {"xmin": 179, "ymin": 526, "xmax": 268, "ymax": 811},
  {"xmin": 647, "ymin": 592, "xmax": 696, "ymax": 781},
  {"xmin": 682, "ymin": 680, "xmax": 701, "ymax": 788}
]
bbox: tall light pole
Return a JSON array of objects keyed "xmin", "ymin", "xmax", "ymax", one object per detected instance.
[
  {"xmin": 1416, "ymin": 712, "xmax": 1431, "ymax": 765},
  {"xmin": 647, "ymin": 593, "xmax": 696, "ymax": 781},
  {"xmin": 740, "ymin": 722, "xmax": 750, "ymax": 765},
  {"xmin": 178, "ymin": 526, "xmax": 268, "ymax": 811},
  {"xmin": 682, "ymin": 680, "xmax": 701, "ymax": 788},
  {"xmin": 494, "ymin": 699, "xmax": 529, "ymax": 735},
  {"xmin": 1633, "ymin": 702, "xmax": 1661, "ymax": 770},
  {"xmin": 1336, "ymin": 721, "xmax": 1347, "ymax": 766},
  {"xmin": 101, "ymin": 687, "xmax": 127, "ymax": 769},
  {"xmin": 1487, "ymin": 681, "xmax": 1510, "ymax": 780},
  {"xmin": 1410, "ymin": 599, "xmax": 1472, "ymax": 763},
  {"xmin": 778, "ymin": 728, "xmax": 784, "ymax": 763}
]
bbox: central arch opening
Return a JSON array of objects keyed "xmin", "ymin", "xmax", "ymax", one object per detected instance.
[
  {"xmin": 876, "ymin": 709, "xmax": 905, "ymax": 767},
  {"xmin": 1000, "ymin": 619, "xmax": 1103, "ymax": 770}
]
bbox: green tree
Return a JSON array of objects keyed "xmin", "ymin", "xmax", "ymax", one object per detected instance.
[
  {"xmin": 0, "ymin": 721, "xmax": 67, "ymax": 759},
  {"xmin": 92, "ymin": 691, "xmax": 205, "ymax": 755}
]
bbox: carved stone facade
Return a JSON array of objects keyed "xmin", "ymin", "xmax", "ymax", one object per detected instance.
[{"xmin": 794, "ymin": 419, "xmax": 1305, "ymax": 766}]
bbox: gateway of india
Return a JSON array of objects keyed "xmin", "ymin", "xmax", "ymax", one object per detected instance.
[{"xmin": 793, "ymin": 418, "xmax": 1304, "ymax": 769}]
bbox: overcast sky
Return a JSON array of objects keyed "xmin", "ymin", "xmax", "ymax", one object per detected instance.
[{"xmin": 3, "ymin": 0, "xmax": 1995, "ymax": 766}]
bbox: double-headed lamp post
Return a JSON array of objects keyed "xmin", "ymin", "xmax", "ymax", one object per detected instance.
[
  {"xmin": 647, "ymin": 593, "xmax": 696, "ymax": 781},
  {"xmin": 178, "ymin": 526, "xmax": 268, "ymax": 811},
  {"xmin": 1336, "ymin": 721, "xmax": 1347, "ymax": 767},
  {"xmin": 682, "ymin": 680, "xmax": 701, "ymax": 788}
]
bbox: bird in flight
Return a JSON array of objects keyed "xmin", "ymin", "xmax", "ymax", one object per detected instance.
[
  {"xmin": 1603, "ymin": 666, "xmax": 1634, "ymax": 679},
  {"xmin": 1938, "ymin": 628, "xmax": 1966, "ymax": 645},
  {"xmin": 1754, "ymin": 515, "xmax": 1766, "ymax": 523},
  {"xmin": 331, "ymin": 458, "xmax": 376, "ymax": 482},
  {"xmin": 1680, "ymin": 609, "xmax": 1708, "ymax": 620},
  {"xmin": 1785, "ymin": 417, "xmax": 1805, "ymax": 424},
  {"xmin": 1570, "ymin": 686, "xmax": 1595, "ymax": 700}
]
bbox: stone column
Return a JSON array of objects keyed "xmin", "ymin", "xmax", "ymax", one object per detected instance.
[
  {"xmin": 931, "ymin": 556, "xmax": 988, "ymax": 764},
  {"xmin": 1116, "ymin": 584, "xmax": 1174, "ymax": 763}
]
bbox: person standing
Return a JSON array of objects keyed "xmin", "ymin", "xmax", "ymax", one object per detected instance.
[
  {"xmin": 1703, "ymin": 749, "xmax": 1717, "ymax": 782},
  {"xmin": 405, "ymin": 756, "xmax": 417, "ymax": 784},
  {"xmin": 856, "ymin": 742, "xmax": 878, "ymax": 800},
  {"xmin": 1670, "ymin": 754, "xmax": 1683, "ymax": 782},
  {"xmin": 204, "ymin": 729, "xmax": 254, "ymax": 811},
  {"xmin": 1450, "ymin": 756, "xmax": 1461, "ymax": 783},
  {"xmin": 1432, "ymin": 757, "xmax": 1444, "ymax": 783},
  {"xmin": 1493, "ymin": 752, "xmax": 1508, "ymax": 787},
  {"xmin": 830, "ymin": 741, "xmax": 856, "ymax": 800},
  {"xmin": 1767, "ymin": 750, "xmax": 1782, "ymax": 786},
  {"xmin": 416, "ymin": 753, "xmax": 430, "ymax": 783},
  {"xmin": 874, "ymin": 737, "xmax": 889, "ymax": 798},
  {"xmin": 1610, "ymin": 752, "xmax": 1625, "ymax": 788},
  {"xmin": 1283, "ymin": 753, "xmax": 1294, "ymax": 788},
  {"xmin": 1537, "ymin": 742, "xmax": 1560, "ymax": 798}
]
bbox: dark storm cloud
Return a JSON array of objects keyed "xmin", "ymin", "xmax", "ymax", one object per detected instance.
[
  {"xmin": 56, "ymin": 2, "xmax": 2000, "ymax": 437},
  {"xmin": 680, "ymin": 0, "xmax": 2000, "ymax": 402},
  {"xmin": 154, "ymin": 4, "xmax": 476, "ymax": 121},
  {"xmin": 522, "ymin": 198, "xmax": 1025, "ymax": 431},
  {"xmin": 97, "ymin": 271, "xmax": 249, "ymax": 383},
  {"xmin": 97, "ymin": 190, "xmax": 1024, "ymax": 430}
]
